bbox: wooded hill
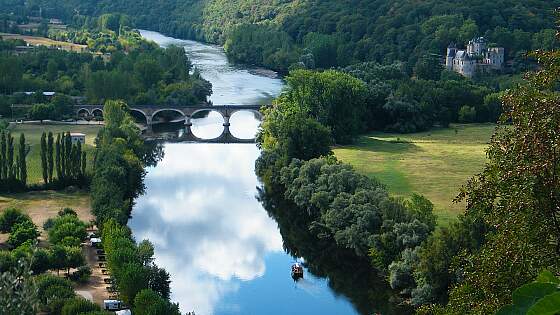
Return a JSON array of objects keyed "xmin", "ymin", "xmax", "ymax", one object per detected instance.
[{"xmin": 4, "ymin": 0, "xmax": 558, "ymax": 71}]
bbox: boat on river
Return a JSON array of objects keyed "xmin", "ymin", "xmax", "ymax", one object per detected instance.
[{"xmin": 291, "ymin": 263, "xmax": 304, "ymax": 280}]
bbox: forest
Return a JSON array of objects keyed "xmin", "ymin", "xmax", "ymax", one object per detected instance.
[
  {"xmin": 0, "ymin": 30, "xmax": 211, "ymax": 120},
  {"xmin": 254, "ymin": 36, "xmax": 560, "ymax": 314},
  {"xmin": 2, "ymin": 0, "xmax": 557, "ymax": 72}
]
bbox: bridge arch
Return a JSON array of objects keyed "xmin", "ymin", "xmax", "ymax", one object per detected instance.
[
  {"xmin": 189, "ymin": 108, "xmax": 225, "ymax": 121},
  {"xmin": 77, "ymin": 108, "xmax": 90, "ymax": 117},
  {"xmin": 129, "ymin": 108, "xmax": 149, "ymax": 124},
  {"xmin": 92, "ymin": 108, "xmax": 103, "ymax": 118},
  {"xmin": 230, "ymin": 109, "xmax": 263, "ymax": 121},
  {"xmin": 151, "ymin": 108, "xmax": 185, "ymax": 123}
]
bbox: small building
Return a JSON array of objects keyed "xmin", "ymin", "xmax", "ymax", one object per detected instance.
[
  {"xmin": 70, "ymin": 133, "xmax": 86, "ymax": 145},
  {"xmin": 103, "ymin": 300, "xmax": 123, "ymax": 311}
]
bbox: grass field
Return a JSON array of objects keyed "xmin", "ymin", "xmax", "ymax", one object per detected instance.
[
  {"xmin": 9, "ymin": 124, "xmax": 102, "ymax": 184},
  {"xmin": 333, "ymin": 123, "xmax": 495, "ymax": 225},
  {"xmin": 0, "ymin": 33, "xmax": 87, "ymax": 52}
]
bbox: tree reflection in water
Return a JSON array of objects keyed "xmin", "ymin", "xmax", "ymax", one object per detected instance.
[{"xmin": 257, "ymin": 186, "xmax": 413, "ymax": 315}]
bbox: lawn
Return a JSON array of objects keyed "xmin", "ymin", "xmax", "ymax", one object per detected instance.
[
  {"xmin": 8, "ymin": 124, "xmax": 102, "ymax": 184},
  {"xmin": 333, "ymin": 123, "xmax": 496, "ymax": 225}
]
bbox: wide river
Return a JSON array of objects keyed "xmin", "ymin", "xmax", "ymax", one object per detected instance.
[{"xmin": 131, "ymin": 30, "xmax": 390, "ymax": 315}]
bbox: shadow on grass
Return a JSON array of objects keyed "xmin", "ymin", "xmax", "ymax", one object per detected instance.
[{"xmin": 348, "ymin": 136, "xmax": 422, "ymax": 154}]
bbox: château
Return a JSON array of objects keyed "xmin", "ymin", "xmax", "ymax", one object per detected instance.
[{"xmin": 446, "ymin": 37, "xmax": 504, "ymax": 78}]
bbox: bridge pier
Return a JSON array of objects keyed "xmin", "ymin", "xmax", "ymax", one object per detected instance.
[{"xmin": 145, "ymin": 116, "xmax": 153, "ymax": 134}]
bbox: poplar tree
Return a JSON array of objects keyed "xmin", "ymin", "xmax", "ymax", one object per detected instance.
[
  {"xmin": 47, "ymin": 132, "xmax": 54, "ymax": 183},
  {"xmin": 65, "ymin": 132, "xmax": 71, "ymax": 177},
  {"xmin": 56, "ymin": 134, "xmax": 62, "ymax": 180},
  {"xmin": 40, "ymin": 132, "xmax": 47, "ymax": 184},
  {"xmin": 18, "ymin": 134, "xmax": 26, "ymax": 186},
  {"xmin": 60, "ymin": 133, "xmax": 65, "ymax": 180},
  {"xmin": 7, "ymin": 133, "xmax": 13, "ymax": 180},
  {"xmin": 81, "ymin": 151, "xmax": 87, "ymax": 176},
  {"xmin": 0, "ymin": 131, "xmax": 6, "ymax": 180},
  {"xmin": 75, "ymin": 141, "xmax": 82, "ymax": 178}
]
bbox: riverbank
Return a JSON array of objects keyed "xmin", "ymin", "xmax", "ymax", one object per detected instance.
[{"xmin": 333, "ymin": 123, "xmax": 494, "ymax": 225}]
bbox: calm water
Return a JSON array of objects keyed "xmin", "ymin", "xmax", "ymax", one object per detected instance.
[{"xmin": 130, "ymin": 30, "xmax": 382, "ymax": 315}]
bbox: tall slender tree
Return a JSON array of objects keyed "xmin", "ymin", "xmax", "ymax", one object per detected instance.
[
  {"xmin": 47, "ymin": 132, "xmax": 54, "ymax": 183},
  {"xmin": 60, "ymin": 133, "xmax": 66, "ymax": 180},
  {"xmin": 18, "ymin": 134, "xmax": 26, "ymax": 186},
  {"xmin": 7, "ymin": 132, "xmax": 13, "ymax": 180},
  {"xmin": 40, "ymin": 132, "xmax": 47, "ymax": 184},
  {"xmin": 81, "ymin": 151, "xmax": 87, "ymax": 177},
  {"xmin": 64, "ymin": 132, "xmax": 71, "ymax": 178},
  {"xmin": 56, "ymin": 133, "xmax": 62, "ymax": 180},
  {"xmin": 0, "ymin": 131, "xmax": 6, "ymax": 180},
  {"xmin": 75, "ymin": 141, "xmax": 82, "ymax": 178}
]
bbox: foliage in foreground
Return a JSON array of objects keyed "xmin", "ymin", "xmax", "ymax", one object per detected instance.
[{"xmin": 496, "ymin": 270, "xmax": 560, "ymax": 315}]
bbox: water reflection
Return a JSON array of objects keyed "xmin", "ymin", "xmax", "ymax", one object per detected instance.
[
  {"xmin": 134, "ymin": 30, "xmax": 362, "ymax": 315},
  {"xmin": 130, "ymin": 144, "xmax": 282, "ymax": 314}
]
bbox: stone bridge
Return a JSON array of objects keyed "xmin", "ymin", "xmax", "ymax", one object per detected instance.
[{"xmin": 74, "ymin": 104, "xmax": 268, "ymax": 143}]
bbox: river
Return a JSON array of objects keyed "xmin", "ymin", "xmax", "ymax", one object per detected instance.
[{"xmin": 130, "ymin": 30, "xmax": 402, "ymax": 315}]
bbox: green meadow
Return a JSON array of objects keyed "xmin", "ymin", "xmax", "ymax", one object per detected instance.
[
  {"xmin": 8, "ymin": 124, "xmax": 102, "ymax": 184},
  {"xmin": 334, "ymin": 123, "xmax": 495, "ymax": 225}
]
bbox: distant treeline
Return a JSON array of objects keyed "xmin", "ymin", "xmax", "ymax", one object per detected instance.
[
  {"xmin": 3, "ymin": 0, "xmax": 557, "ymax": 72},
  {"xmin": 0, "ymin": 36, "xmax": 211, "ymax": 120}
]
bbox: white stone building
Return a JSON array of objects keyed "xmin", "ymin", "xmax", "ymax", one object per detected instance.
[{"xmin": 446, "ymin": 37, "xmax": 504, "ymax": 78}]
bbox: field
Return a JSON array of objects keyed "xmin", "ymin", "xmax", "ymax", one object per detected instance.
[
  {"xmin": 9, "ymin": 124, "xmax": 102, "ymax": 184},
  {"xmin": 333, "ymin": 123, "xmax": 495, "ymax": 225},
  {"xmin": 0, "ymin": 32, "xmax": 87, "ymax": 52}
]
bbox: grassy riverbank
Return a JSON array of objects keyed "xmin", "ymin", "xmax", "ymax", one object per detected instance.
[
  {"xmin": 9, "ymin": 124, "xmax": 101, "ymax": 184},
  {"xmin": 334, "ymin": 123, "xmax": 495, "ymax": 225}
]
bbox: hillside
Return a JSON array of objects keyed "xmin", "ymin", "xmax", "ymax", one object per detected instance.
[{"xmin": 1, "ymin": 0, "xmax": 558, "ymax": 71}]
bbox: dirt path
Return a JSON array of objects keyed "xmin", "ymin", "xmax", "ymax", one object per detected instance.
[{"xmin": 75, "ymin": 240, "xmax": 111, "ymax": 306}]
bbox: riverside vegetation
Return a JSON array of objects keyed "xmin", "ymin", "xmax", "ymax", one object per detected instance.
[{"xmin": 255, "ymin": 42, "xmax": 560, "ymax": 313}]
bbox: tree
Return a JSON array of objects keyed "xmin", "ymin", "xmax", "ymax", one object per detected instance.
[
  {"xmin": 0, "ymin": 131, "xmax": 6, "ymax": 180},
  {"xmin": 0, "ymin": 207, "xmax": 31, "ymax": 233},
  {"xmin": 7, "ymin": 133, "xmax": 14, "ymax": 180},
  {"xmin": 81, "ymin": 152, "xmax": 87, "ymax": 176},
  {"xmin": 61, "ymin": 298, "xmax": 102, "ymax": 315},
  {"xmin": 439, "ymin": 45, "xmax": 560, "ymax": 314},
  {"xmin": 40, "ymin": 132, "xmax": 48, "ymax": 185},
  {"xmin": 118, "ymin": 263, "xmax": 149, "ymax": 305},
  {"xmin": 133, "ymin": 289, "xmax": 181, "ymax": 315},
  {"xmin": 56, "ymin": 134, "xmax": 62, "ymax": 180},
  {"xmin": 257, "ymin": 111, "xmax": 333, "ymax": 161},
  {"xmin": 8, "ymin": 221, "xmax": 39, "ymax": 248},
  {"xmin": 47, "ymin": 214, "xmax": 87, "ymax": 247},
  {"xmin": 279, "ymin": 69, "xmax": 368, "ymax": 144},
  {"xmin": 18, "ymin": 134, "xmax": 26, "ymax": 185},
  {"xmin": 47, "ymin": 132, "xmax": 54, "ymax": 183},
  {"xmin": 0, "ymin": 258, "xmax": 39, "ymax": 315},
  {"xmin": 414, "ymin": 55, "xmax": 443, "ymax": 80},
  {"xmin": 458, "ymin": 105, "xmax": 476, "ymax": 123}
]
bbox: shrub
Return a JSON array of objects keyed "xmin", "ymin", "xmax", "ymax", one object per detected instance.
[
  {"xmin": 8, "ymin": 221, "xmax": 39, "ymax": 247},
  {"xmin": 35, "ymin": 274, "xmax": 75, "ymax": 312},
  {"xmin": 0, "ymin": 250, "xmax": 15, "ymax": 272},
  {"xmin": 58, "ymin": 208, "xmax": 77, "ymax": 217},
  {"xmin": 47, "ymin": 214, "xmax": 87, "ymax": 246},
  {"xmin": 70, "ymin": 265, "xmax": 92, "ymax": 283},
  {"xmin": 61, "ymin": 298, "xmax": 101, "ymax": 315},
  {"xmin": 0, "ymin": 207, "xmax": 31, "ymax": 233}
]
